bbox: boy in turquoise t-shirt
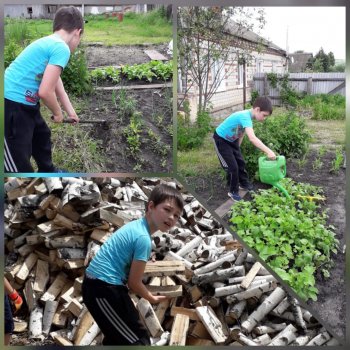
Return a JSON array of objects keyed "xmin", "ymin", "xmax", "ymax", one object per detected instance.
[
  {"xmin": 82, "ymin": 184, "xmax": 184, "ymax": 345},
  {"xmin": 214, "ymin": 96, "xmax": 276, "ymax": 201},
  {"xmin": 4, "ymin": 6, "xmax": 83, "ymax": 173}
]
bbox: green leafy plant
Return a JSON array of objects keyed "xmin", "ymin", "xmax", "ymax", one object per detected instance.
[
  {"xmin": 112, "ymin": 89, "xmax": 137, "ymax": 121},
  {"xmin": 4, "ymin": 40, "xmax": 23, "ymax": 68},
  {"xmin": 61, "ymin": 47, "xmax": 92, "ymax": 96},
  {"xmin": 330, "ymin": 147, "xmax": 344, "ymax": 173},
  {"xmin": 230, "ymin": 178, "xmax": 339, "ymax": 301},
  {"xmin": 250, "ymin": 90, "xmax": 259, "ymax": 105},
  {"xmin": 318, "ymin": 145, "xmax": 327, "ymax": 158},
  {"xmin": 312, "ymin": 157, "xmax": 323, "ymax": 171},
  {"xmin": 267, "ymin": 72, "xmax": 278, "ymax": 88},
  {"xmin": 178, "ymin": 105, "xmax": 213, "ymax": 151},
  {"xmin": 123, "ymin": 112, "xmax": 143, "ymax": 156}
]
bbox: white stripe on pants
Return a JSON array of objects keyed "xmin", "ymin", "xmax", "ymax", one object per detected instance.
[
  {"xmin": 96, "ymin": 298, "xmax": 139, "ymax": 344},
  {"xmin": 4, "ymin": 138, "xmax": 18, "ymax": 172}
]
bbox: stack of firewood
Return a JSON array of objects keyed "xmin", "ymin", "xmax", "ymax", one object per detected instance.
[{"xmin": 4, "ymin": 177, "xmax": 339, "ymax": 346}]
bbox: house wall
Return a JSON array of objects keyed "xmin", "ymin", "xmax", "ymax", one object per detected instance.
[
  {"xmin": 4, "ymin": 5, "xmax": 56, "ymax": 19},
  {"xmin": 181, "ymin": 49, "xmax": 286, "ymax": 121}
]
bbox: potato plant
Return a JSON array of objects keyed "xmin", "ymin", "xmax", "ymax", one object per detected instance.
[{"xmin": 230, "ymin": 178, "xmax": 339, "ymax": 301}]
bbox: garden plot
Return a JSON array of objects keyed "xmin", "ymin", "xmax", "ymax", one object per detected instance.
[
  {"xmin": 4, "ymin": 177, "xmax": 341, "ymax": 346},
  {"xmin": 181, "ymin": 145, "xmax": 345, "ymax": 339},
  {"xmin": 77, "ymin": 85, "xmax": 172, "ymax": 172},
  {"xmin": 51, "ymin": 43, "xmax": 173, "ymax": 172}
]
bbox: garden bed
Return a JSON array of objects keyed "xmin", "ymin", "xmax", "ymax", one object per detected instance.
[
  {"xmin": 70, "ymin": 86, "xmax": 172, "ymax": 172},
  {"xmin": 182, "ymin": 149, "xmax": 345, "ymax": 339}
]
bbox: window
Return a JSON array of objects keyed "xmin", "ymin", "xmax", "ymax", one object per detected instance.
[
  {"xmin": 256, "ymin": 59, "xmax": 263, "ymax": 73},
  {"xmin": 238, "ymin": 63, "xmax": 244, "ymax": 86},
  {"xmin": 212, "ymin": 59, "xmax": 226, "ymax": 92},
  {"xmin": 27, "ymin": 7, "xmax": 33, "ymax": 14}
]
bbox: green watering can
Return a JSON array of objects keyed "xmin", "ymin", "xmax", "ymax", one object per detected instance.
[{"xmin": 258, "ymin": 155, "xmax": 290, "ymax": 198}]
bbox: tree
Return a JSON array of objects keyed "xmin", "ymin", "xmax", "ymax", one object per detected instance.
[
  {"xmin": 328, "ymin": 51, "xmax": 335, "ymax": 67},
  {"xmin": 178, "ymin": 7, "xmax": 266, "ymax": 114},
  {"xmin": 314, "ymin": 48, "xmax": 330, "ymax": 72}
]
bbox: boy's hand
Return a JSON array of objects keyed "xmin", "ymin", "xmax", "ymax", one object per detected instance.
[
  {"xmin": 52, "ymin": 113, "xmax": 64, "ymax": 123},
  {"xmin": 266, "ymin": 150, "xmax": 276, "ymax": 160},
  {"xmin": 150, "ymin": 295, "xmax": 169, "ymax": 304},
  {"xmin": 68, "ymin": 113, "xmax": 80, "ymax": 123}
]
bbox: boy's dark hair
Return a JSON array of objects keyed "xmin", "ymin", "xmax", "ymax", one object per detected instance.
[
  {"xmin": 146, "ymin": 184, "xmax": 184, "ymax": 212},
  {"xmin": 253, "ymin": 96, "xmax": 273, "ymax": 115},
  {"xmin": 53, "ymin": 6, "xmax": 84, "ymax": 34}
]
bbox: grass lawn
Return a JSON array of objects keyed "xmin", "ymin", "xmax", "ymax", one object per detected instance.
[
  {"xmin": 177, "ymin": 107, "xmax": 345, "ymax": 177},
  {"xmin": 5, "ymin": 10, "xmax": 172, "ymax": 45}
]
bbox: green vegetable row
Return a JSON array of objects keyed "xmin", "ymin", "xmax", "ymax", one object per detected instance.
[{"xmin": 90, "ymin": 60, "xmax": 173, "ymax": 83}]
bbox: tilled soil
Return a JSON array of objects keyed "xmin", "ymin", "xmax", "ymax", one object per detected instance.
[
  {"xmin": 182, "ymin": 149, "xmax": 346, "ymax": 339},
  {"xmin": 85, "ymin": 43, "xmax": 171, "ymax": 67},
  {"xmin": 79, "ymin": 87, "xmax": 172, "ymax": 172}
]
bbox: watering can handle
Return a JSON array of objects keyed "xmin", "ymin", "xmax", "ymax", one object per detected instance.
[{"xmin": 262, "ymin": 155, "xmax": 280, "ymax": 161}]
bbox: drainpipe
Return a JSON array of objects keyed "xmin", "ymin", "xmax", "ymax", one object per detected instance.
[{"xmin": 243, "ymin": 60, "xmax": 246, "ymax": 107}]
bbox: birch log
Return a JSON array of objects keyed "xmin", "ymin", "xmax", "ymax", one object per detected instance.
[
  {"xmin": 42, "ymin": 300, "xmax": 59, "ymax": 335},
  {"xmin": 227, "ymin": 281, "xmax": 277, "ymax": 304},
  {"xmin": 241, "ymin": 286, "xmax": 286, "ymax": 333},
  {"xmin": 137, "ymin": 298, "xmax": 163, "ymax": 338},
  {"xmin": 193, "ymin": 251, "xmax": 238, "ymax": 275},
  {"xmin": 29, "ymin": 306, "xmax": 44, "ymax": 339},
  {"xmin": 268, "ymin": 324, "xmax": 297, "ymax": 346},
  {"xmin": 306, "ymin": 331, "xmax": 331, "ymax": 346}
]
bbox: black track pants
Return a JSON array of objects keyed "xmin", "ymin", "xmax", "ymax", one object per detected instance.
[
  {"xmin": 82, "ymin": 275, "xmax": 150, "ymax": 346},
  {"xmin": 4, "ymin": 98, "xmax": 55, "ymax": 173},
  {"xmin": 213, "ymin": 131, "xmax": 249, "ymax": 193}
]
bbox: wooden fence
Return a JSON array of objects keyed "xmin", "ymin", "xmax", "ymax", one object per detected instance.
[{"xmin": 253, "ymin": 72, "xmax": 345, "ymax": 105}]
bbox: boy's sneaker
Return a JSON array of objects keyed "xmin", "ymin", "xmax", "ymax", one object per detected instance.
[
  {"xmin": 240, "ymin": 182, "xmax": 254, "ymax": 191},
  {"xmin": 228, "ymin": 192, "xmax": 242, "ymax": 201}
]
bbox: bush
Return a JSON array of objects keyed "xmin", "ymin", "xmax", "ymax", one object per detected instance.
[
  {"xmin": 61, "ymin": 47, "xmax": 92, "ymax": 96},
  {"xmin": 178, "ymin": 108, "xmax": 213, "ymax": 151},
  {"xmin": 299, "ymin": 94, "xmax": 345, "ymax": 120},
  {"xmin": 241, "ymin": 111, "xmax": 311, "ymax": 177},
  {"xmin": 4, "ymin": 40, "xmax": 23, "ymax": 68}
]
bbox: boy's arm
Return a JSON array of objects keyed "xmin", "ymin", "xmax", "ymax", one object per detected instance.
[
  {"xmin": 55, "ymin": 77, "xmax": 79, "ymax": 123},
  {"xmin": 38, "ymin": 64, "xmax": 64, "ymax": 122},
  {"xmin": 245, "ymin": 127, "xmax": 276, "ymax": 159},
  {"xmin": 128, "ymin": 260, "xmax": 168, "ymax": 304}
]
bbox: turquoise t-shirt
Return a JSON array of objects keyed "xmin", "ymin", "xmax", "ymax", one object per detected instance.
[
  {"xmin": 5, "ymin": 34, "xmax": 70, "ymax": 105},
  {"xmin": 86, "ymin": 217, "xmax": 152, "ymax": 285},
  {"xmin": 216, "ymin": 109, "xmax": 253, "ymax": 142}
]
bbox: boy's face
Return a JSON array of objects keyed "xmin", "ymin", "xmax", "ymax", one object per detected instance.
[
  {"xmin": 148, "ymin": 199, "xmax": 182, "ymax": 232},
  {"xmin": 253, "ymin": 107, "xmax": 270, "ymax": 122}
]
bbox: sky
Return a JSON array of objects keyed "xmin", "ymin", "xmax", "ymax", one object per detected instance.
[{"xmin": 255, "ymin": 7, "xmax": 345, "ymax": 60}]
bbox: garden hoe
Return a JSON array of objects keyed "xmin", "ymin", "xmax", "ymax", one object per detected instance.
[
  {"xmin": 258, "ymin": 155, "xmax": 290, "ymax": 199},
  {"xmin": 51, "ymin": 116, "xmax": 109, "ymax": 130}
]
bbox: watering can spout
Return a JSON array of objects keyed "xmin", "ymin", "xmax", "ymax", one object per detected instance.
[{"xmin": 273, "ymin": 182, "xmax": 291, "ymax": 199}]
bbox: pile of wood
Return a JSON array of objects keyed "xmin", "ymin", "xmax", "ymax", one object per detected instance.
[{"xmin": 4, "ymin": 177, "xmax": 339, "ymax": 346}]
